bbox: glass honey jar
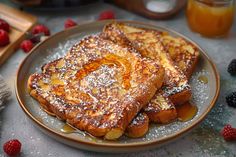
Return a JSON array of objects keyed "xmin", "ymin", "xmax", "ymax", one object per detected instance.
[{"xmin": 186, "ymin": 0, "xmax": 235, "ymax": 37}]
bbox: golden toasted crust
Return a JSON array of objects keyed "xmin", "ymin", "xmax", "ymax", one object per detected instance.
[
  {"xmin": 28, "ymin": 34, "xmax": 164, "ymax": 140},
  {"xmin": 160, "ymin": 33, "xmax": 200, "ymax": 79},
  {"xmin": 102, "ymin": 23, "xmax": 199, "ymax": 138},
  {"xmin": 126, "ymin": 112, "xmax": 149, "ymax": 138},
  {"xmin": 103, "ymin": 23, "xmax": 191, "ymax": 105},
  {"xmin": 143, "ymin": 91, "xmax": 177, "ymax": 123}
]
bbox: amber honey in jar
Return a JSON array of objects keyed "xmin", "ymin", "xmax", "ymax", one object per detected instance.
[{"xmin": 186, "ymin": 0, "xmax": 235, "ymax": 37}]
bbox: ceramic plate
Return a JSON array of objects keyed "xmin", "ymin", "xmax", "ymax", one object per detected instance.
[{"xmin": 16, "ymin": 20, "xmax": 220, "ymax": 153}]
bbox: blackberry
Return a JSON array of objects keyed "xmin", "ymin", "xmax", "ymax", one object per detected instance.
[
  {"xmin": 226, "ymin": 92, "xmax": 236, "ymax": 108},
  {"xmin": 227, "ymin": 59, "xmax": 236, "ymax": 75}
]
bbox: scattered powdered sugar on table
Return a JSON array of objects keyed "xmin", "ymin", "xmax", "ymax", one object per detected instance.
[{"xmin": 0, "ymin": 111, "xmax": 59, "ymax": 157}]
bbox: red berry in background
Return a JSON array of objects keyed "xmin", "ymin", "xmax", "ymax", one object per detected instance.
[
  {"xmin": 32, "ymin": 24, "xmax": 50, "ymax": 36},
  {"xmin": 221, "ymin": 124, "xmax": 236, "ymax": 141},
  {"xmin": 3, "ymin": 139, "xmax": 22, "ymax": 156},
  {"xmin": 20, "ymin": 40, "xmax": 34, "ymax": 53},
  {"xmin": 64, "ymin": 19, "xmax": 77, "ymax": 29},
  {"xmin": 0, "ymin": 29, "xmax": 10, "ymax": 47},
  {"xmin": 0, "ymin": 19, "xmax": 10, "ymax": 32},
  {"xmin": 98, "ymin": 10, "xmax": 115, "ymax": 20}
]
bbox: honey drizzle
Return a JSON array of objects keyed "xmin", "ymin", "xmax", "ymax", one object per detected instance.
[
  {"xmin": 198, "ymin": 75, "xmax": 208, "ymax": 84},
  {"xmin": 76, "ymin": 54, "xmax": 131, "ymax": 90},
  {"xmin": 61, "ymin": 124, "xmax": 86, "ymax": 136},
  {"xmin": 60, "ymin": 124, "xmax": 96, "ymax": 139},
  {"xmin": 61, "ymin": 124, "xmax": 76, "ymax": 133},
  {"xmin": 176, "ymin": 102, "xmax": 198, "ymax": 122}
]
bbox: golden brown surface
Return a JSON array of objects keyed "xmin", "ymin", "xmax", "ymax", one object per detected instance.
[
  {"xmin": 103, "ymin": 23, "xmax": 199, "ymax": 138},
  {"xmin": 28, "ymin": 34, "xmax": 164, "ymax": 140},
  {"xmin": 103, "ymin": 22, "xmax": 191, "ymax": 105},
  {"xmin": 28, "ymin": 22, "xmax": 200, "ymax": 140},
  {"xmin": 160, "ymin": 32, "xmax": 200, "ymax": 79},
  {"xmin": 102, "ymin": 22, "xmax": 199, "ymax": 129},
  {"xmin": 126, "ymin": 112, "xmax": 149, "ymax": 138},
  {"xmin": 144, "ymin": 91, "xmax": 177, "ymax": 123}
]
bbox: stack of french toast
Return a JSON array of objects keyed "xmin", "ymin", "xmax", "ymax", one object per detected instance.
[{"xmin": 27, "ymin": 22, "xmax": 199, "ymax": 140}]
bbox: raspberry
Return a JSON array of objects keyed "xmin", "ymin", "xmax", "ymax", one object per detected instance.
[
  {"xmin": 3, "ymin": 139, "xmax": 22, "ymax": 156},
  {"xmin": 0, "ymin": 29, "xmax": 10, "ymax": 47},
  {"xmin": 0, "ymin": 19, "xmax": 10, "ymax": 32},
  {"xmin": 221, "ymin": 124, "xmax": 236, "ymax": 141},
  {"xmin": 98, "ymin": 10, "xmax": 115, "ymax": 20},
  {"xmin": 20, "ymin": 40, "xmax": 34, "ymax": 53},
  {"xmin": 32, "ymin": 24, "xmax": 50, "ymax": 36},
  {"xmin": 226, "ymin": 91, "xmax": 236, "ymax": 108},
  {"xmin": 228, "ymin": 59, "xmax": 236, "ymax": 75},
  {"xmin": 64, "ymin": 19, "xmax": 77, "ymax": 29}
]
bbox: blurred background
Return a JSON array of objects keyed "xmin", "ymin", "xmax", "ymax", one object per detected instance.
[{"xmin": 2, "ymin": 0, "xmax": 235, "ymax": 38}]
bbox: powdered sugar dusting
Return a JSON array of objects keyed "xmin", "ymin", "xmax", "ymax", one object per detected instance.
[
  {"xmin": 120, "ymin": 69, "xmax": 210, "ymax": 143},
  {"xmin": 30, "ymin": 33, "xmax": 211, "ymax": 143},
  {"xmin": 190, "ymin": 70, "xmax": 210, "ymax": 105},
  {"xmin": 29, "ymin": 30, "xmax": 211, "ymax": 144},
  {"xmin": 130, "ymin": 112, "xmax": 147, "ymax": 126},
  {"xmin": 35, "ymin": 39, "xmax": 78, "ymax": 72},
  {"xmin": 30, "ymin": 35, "xmax": 162, "ymax": 139}
]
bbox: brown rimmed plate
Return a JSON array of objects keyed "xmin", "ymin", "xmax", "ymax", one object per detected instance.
[{"xmin": 15, "ymin": 20, "xmax": 220, "ymax": 153}]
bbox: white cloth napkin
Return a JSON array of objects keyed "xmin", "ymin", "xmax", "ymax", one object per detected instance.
[{"xmin": 0, "ymin": 75, "xmax": 11, "ymax": 111}]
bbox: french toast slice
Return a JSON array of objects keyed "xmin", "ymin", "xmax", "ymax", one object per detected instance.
[
  {"xmin": 28, "ymin": 34, "xmax": 165, "ymax": 140},
  {"xmin": 125, "ymin": 112, "xmax": 149, "ymax": 138},
  {"xmin": 103, "ymin": 22, "xmax": 191, "ymax": 105},
  {"xmin": 159, "ymin": 32, "xmax": 200, "ymax": 79},
  {"xmin": 143, "ymin": 90, "xmax": 177, "ymax": 123}
]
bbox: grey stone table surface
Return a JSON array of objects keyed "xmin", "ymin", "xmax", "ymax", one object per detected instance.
[{"xmin": 0, "ymin": 1, "xmax": 236, "ymax": 157}]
